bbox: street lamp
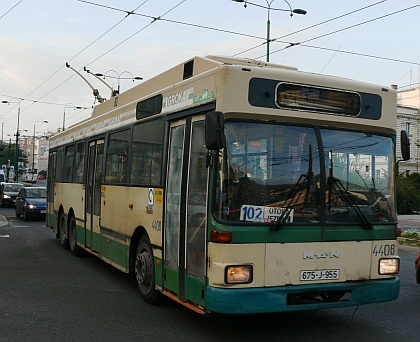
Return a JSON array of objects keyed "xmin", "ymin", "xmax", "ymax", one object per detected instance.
[
  {"xmin": 32, "ymin": 119, "xmax": 48, "ymax": 173},
  {"xmin": 232, "ymin": 0, "xmax": 306, "ymax": 62},
  {"xmin": 94, "ymin": 70, "xmax": 142, "ymax": 96},
  {"xmin": 2, "ymin": 98, "xmax": 22, "ymax": 182},
  {"xmin": 63, "ymin": 103, "xmax": 84, "ymax": 131}
]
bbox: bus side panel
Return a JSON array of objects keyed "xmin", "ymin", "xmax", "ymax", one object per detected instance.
[
  {"xmin": 54, "ymin": 182, "xmax": 85, "ymax": 227},
  {"xmin": 100, "ymin": 186, "xmax": 163, "ymax": 271}
]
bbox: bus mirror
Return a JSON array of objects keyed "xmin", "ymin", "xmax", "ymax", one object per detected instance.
[
  {"xmin": 205, "ymin": 111, "xmax": 225, "ymax": 150},
  {"xmin": 400, "ymin": 130, "xmax": 410, "ymax": 161}
]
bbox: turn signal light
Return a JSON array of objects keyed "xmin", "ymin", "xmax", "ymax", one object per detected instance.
[{"xmin": 210, "ymin": 230, "xmax": 232, "ymax": 243}]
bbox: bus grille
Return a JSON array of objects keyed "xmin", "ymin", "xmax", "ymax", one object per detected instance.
[
  {"xmin": 183, "ymin": 60, "xmax": 194, "ymax": 80},
  {"xmin": 287, "ymin": 290, "xmax": 352, "ymax": 305}
]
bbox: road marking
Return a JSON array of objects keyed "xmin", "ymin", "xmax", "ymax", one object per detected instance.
[
  {"xmin": 14, "ymin": 226, "xmax": 30, "ymax": 228},
  {"xmin": 0, "ymin": 234, "xmax": 10, "ymax": 238}
]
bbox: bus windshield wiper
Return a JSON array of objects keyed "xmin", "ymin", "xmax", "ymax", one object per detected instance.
[
  {"xmin": 328, "ymin": 151, "xmax": 373, "ymax": 230},
  {"xmin": 271, "ymin": 145, "xmax": 314, "ymax": 231}
]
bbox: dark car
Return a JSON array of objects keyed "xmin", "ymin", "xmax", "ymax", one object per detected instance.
[
  {"xmin": 15, "ymin": 187, "xmax": 47, "ymax": 220},
  {"xmin": 0, "ymin": 183, "xmax": 24, "ymax": 207}
]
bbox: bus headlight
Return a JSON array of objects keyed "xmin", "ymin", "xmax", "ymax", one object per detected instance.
[
  {"xmin": 379, "ymin": 258, "xmax": 400, "ymax": 275},
  {"xmin": 225, "ymin": 265, "xmax": 253, "ymax": 284}
]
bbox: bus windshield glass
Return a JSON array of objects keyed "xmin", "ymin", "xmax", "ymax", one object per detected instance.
[{"xmin": 215, "ymin": 121, "xmax": 395, "ymax": 225}]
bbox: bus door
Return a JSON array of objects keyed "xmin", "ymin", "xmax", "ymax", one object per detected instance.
[
  {"xmin": 46, "ymin": 151, "xmax": 56, "ymax": 228},
  {"xmin": 164, "ymin": 117, "xmax": 207, "ymax": 307},
  {"xmin": 85, "ymin": 139, "xmax": 104, "ymax": 252}
]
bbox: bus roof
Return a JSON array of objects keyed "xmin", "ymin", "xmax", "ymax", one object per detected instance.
[{"xmin": 51, "ymin": 55, "xmax": 396, "ymax": 148}]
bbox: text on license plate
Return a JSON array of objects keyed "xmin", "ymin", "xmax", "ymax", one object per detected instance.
[{"xmin": 300, "ymin": 269, "xmax": 340, "ymax": 281}]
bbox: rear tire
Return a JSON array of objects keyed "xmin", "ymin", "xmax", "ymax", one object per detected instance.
[
  {"xmin": 69, "ymin": 215, "xmax": 84, "ymax": 256},
  {"xmin": 135, "ymin": 235, "xmax": 164, "ymax": 304},
  {"xmin": 58, "ymin": 213, "xmax": 69, "ymax": 250}
]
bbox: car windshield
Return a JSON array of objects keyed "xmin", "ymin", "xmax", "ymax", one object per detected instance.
[
  {"xmin": 214, "ymin": 121, "xmax": 395, "ymax": 225},
  {"xmin": 26, "ymin": 189, "xmax": 47, "ymax": 198},
  {"xmin": 4, "ymin": 184, "xmax": 24, "ymax": 192}
]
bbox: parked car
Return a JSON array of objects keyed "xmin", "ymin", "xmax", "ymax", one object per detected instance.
[
  {"xmin": 0, "ymin": 183, "xmax": 24, "ymax": 207},
  {"xmin": 15, "ymin": 187, "xmax": 47, "ymax": 220},
  {"xmin": 416, "ymin": 253, "xmax": 420, "ymax": 284}
]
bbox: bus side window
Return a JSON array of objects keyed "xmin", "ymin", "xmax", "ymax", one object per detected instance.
[
  {"xmin": 131, "ymin": 119, "xmax": 165, "ymax": 185},
  {"xmin": 74, "ymin": 141, "xmax": 86, "ymax": 183},
  {"xmin": 105, "ymin": 129, "xmax": 130, "ymax": 184}
]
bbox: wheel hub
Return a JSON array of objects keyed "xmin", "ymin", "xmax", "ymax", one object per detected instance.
[{"xmin": 137, "ymin": 250, "xmax": 152, "ymax": 287}]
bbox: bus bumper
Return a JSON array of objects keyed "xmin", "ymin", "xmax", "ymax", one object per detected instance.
[{"xmin": 205, "ymin": 277, "xmax": 399, "ymax": 314}]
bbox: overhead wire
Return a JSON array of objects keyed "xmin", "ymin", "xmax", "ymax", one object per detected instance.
[
  {"xmin": 4, "ymin": 1, "xmax": 150, "ymax": 132},
  {"xmin": 258, "ymin": 3, "xmax": 420, "ymax": 62},
  {"xmin": 2, "ymin": 0, "xmax": 419, "ymax": 133},
  {"xmin": 42, "ymin": 0, "xmax": 187, "ymax": 131},
  {"xmin": 294, "ymin": 44, "xmax": 420, "ymax": 66},
  {"xmin": 79, "ymin": 1, "xmax": 418, "ymax": 68},
  {"xmin": 233, "ymin": 0, "xmax": 388, "ymax": 57},
  {"xmin": 78, "ymin": 0, "xmax": 266, "ymax": 41},
  {"xmin": 0, "ymin": 0, "xmax": 23, "ymax": 21},
  {"xmin": 84, "ymin": 0, "xmax": 190, "ymax": 67}
]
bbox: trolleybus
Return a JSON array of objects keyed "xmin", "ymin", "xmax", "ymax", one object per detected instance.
[{"xmin": 47, "ymin": 55, "xmax": 409, "ymax": 315}]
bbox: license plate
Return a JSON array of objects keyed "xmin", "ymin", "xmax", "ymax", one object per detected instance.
[
  {"xmin": 300, "ymin": 269, "xmax": 340, "ymax": 281},
  {"xmin": 40, "ymin": 210, "xmax": 46, "ymax": 214}
]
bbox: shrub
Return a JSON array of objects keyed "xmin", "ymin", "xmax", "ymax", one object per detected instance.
[
  {"xmin": 397, "ymin": 173, "xmax": 420, "ymax": 214},
  {"xmin": 401, "ymin": 229, "xmax": 420, "ymax": 240}
]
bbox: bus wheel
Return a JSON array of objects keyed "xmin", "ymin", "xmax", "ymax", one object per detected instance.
[
  {"xmin": 69, "ymin": 215, "xmax": 84, "ymax": 256},
  {"xmin": 135, "ymin": 236, "xmax": 164, "ymax": 304},
  {"xmin": 58, "ymin": 213, "xmax": 69, "ymax": 250}
]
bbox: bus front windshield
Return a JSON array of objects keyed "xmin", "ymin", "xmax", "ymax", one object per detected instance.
[{"xmin": 215, "ymin": 121, "xmax": 396, "ymax": 225}]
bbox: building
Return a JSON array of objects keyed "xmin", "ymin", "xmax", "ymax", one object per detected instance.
[
  {"xmin": 396, "ymin": 85, "xmax": 420, "ymax": 175},
  {"xmin": 19, "ymin": 132, "xmax": 52, "ymax": 173},
  {"xmin": 398, "ymin": 85, "xmax": 420, "ymax": 108}
]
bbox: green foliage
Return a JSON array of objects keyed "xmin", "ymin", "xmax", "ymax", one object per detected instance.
[
  {"xmin": 0, "ymin": 142, "xmax": 26, "ymax": 168},
  {"xmin": 401, "ymin": 229, "xmax": 420, "ymax": 240},
  {"xmin": 396, "ymin": 173, "xmax": 420, "ymax": 214}
]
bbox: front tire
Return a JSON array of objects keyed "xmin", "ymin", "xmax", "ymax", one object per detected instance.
[
  {"xmin": 58, "ymin": 213, "xmax": 69, "ymax": 250},
  {"xmin": 135, "ymin": 235, "xmax": 164, "ymax": 304}
]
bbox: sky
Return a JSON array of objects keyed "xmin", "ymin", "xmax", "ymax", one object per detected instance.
[{"xmin": 0, "ymin": 0, "xmax": 419, "ymax": 140}]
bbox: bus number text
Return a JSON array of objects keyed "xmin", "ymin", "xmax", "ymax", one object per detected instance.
[
  {"xmin": 152, "ymin": 220, "xmax": 162, "ymax": 231},
  {"xmin": 372, "ymin": 244, "xmax": 396, "ymax": 257}
]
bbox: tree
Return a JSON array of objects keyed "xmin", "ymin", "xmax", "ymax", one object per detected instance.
[{"xmin": 396, "ymin": 173, "xmax": 420, "ymax": 214}]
